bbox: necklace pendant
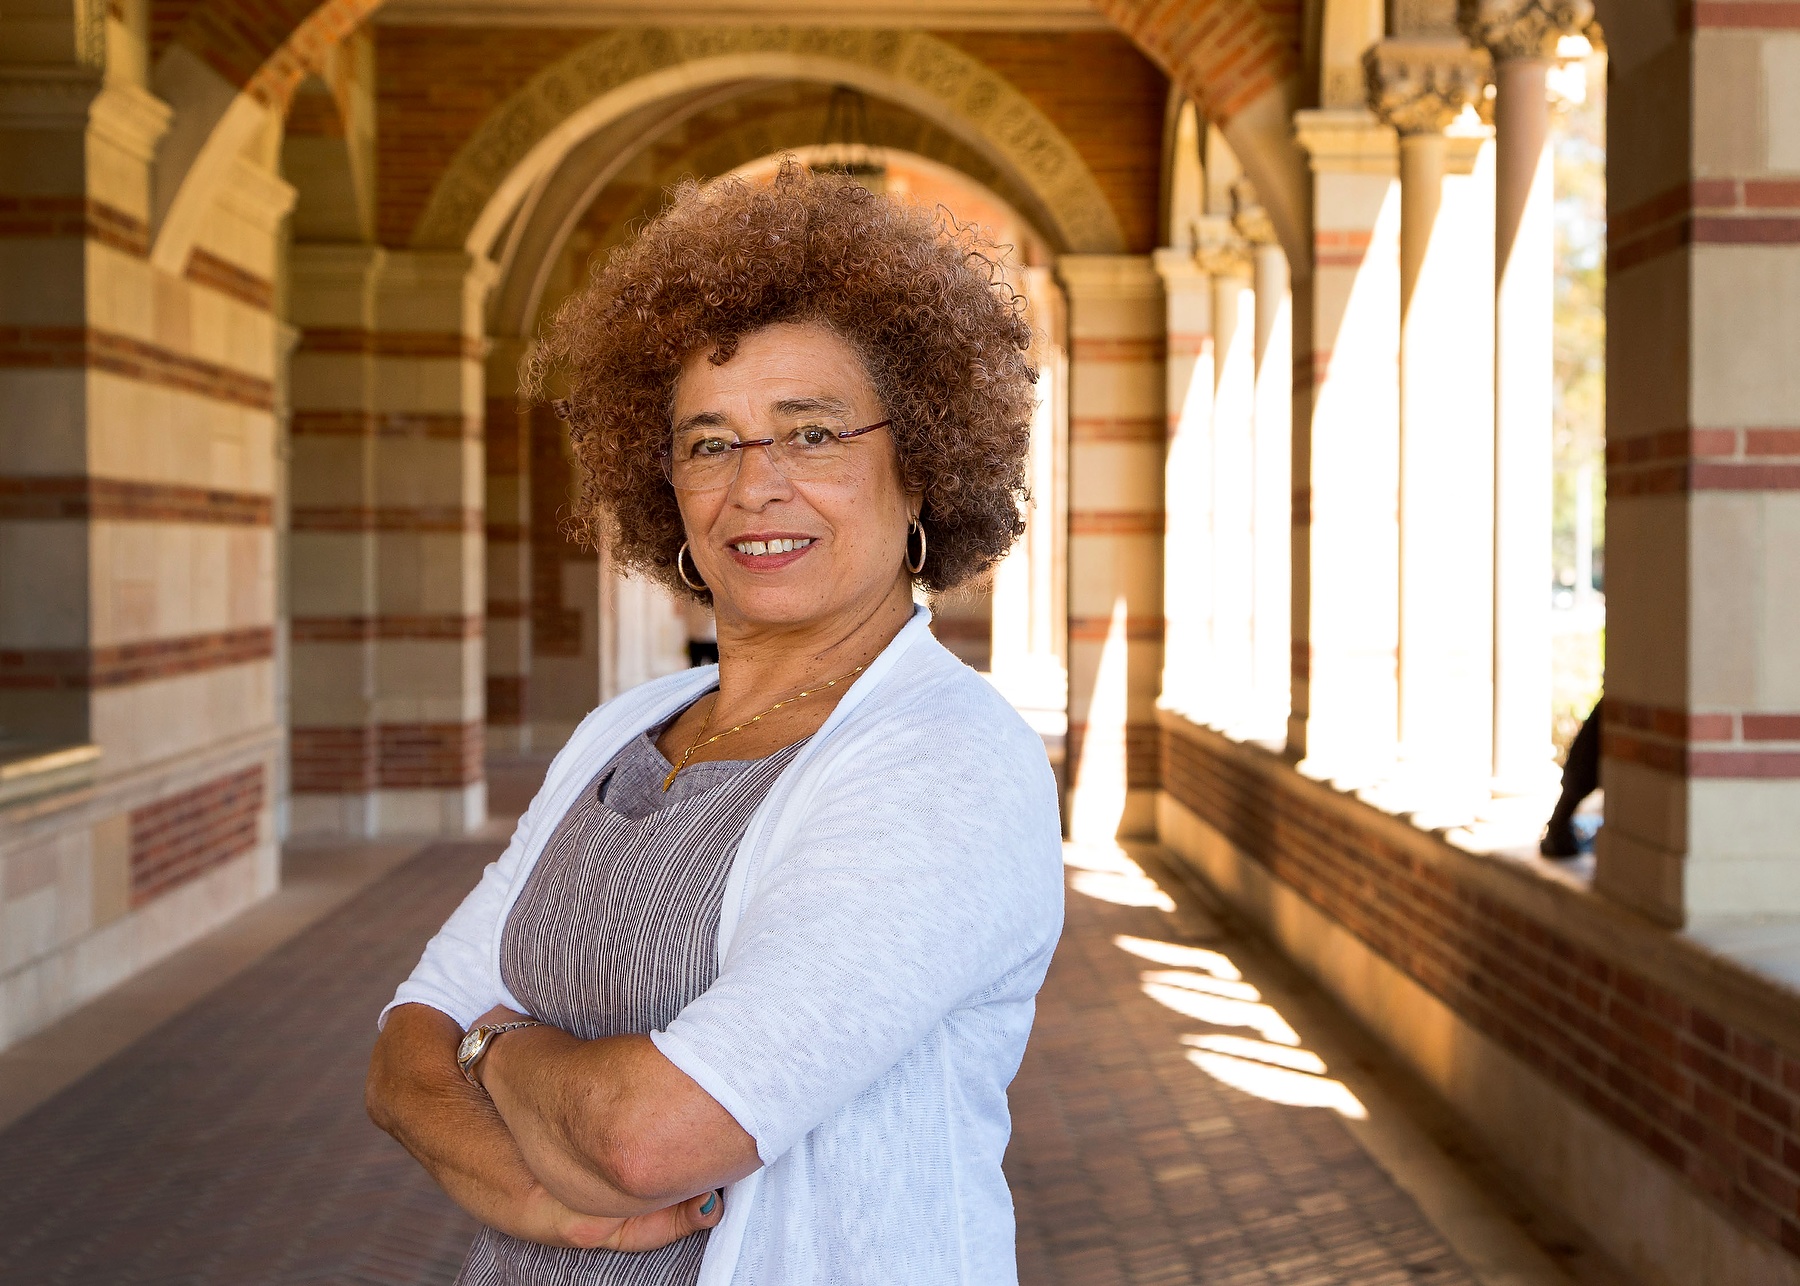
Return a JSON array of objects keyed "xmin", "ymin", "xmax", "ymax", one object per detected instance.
[{"xmin": 661, "ymin": 764, "xmax": 680, "ymax": 792}]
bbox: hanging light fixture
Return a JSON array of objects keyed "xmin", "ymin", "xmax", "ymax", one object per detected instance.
[{"xmin": 812, "ymin": 85, "xmax": 887, "ymax": 195}]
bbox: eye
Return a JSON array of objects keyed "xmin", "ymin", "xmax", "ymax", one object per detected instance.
[
  {"xmin": 686, "ymin": 435, "xmax": 734, "ymax": 459},
  {"xmin": 793, "ymin": 426, "xmax": 836, "ymax": 448}
]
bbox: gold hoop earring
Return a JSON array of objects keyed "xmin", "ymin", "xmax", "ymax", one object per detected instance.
[
  {"xmin": 677, "ymin": 541, "xmax": 707, "ymax": 592},
  {"xmin": 906, "ymin": 518, "xmax": 927, "ymax": 576}
]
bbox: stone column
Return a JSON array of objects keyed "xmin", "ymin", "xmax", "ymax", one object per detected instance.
[
  {"xmin": 988, "ymin": 265, "xmax": 1069, "ymax": 763},
  {"xmin": 288, "ymin": 245, "xmax": 383, "ymax": 833},
  {"xmin": 1463, "ymin": 0, "xmax": 1594, "ymax": 793},
  {"xmin": 1196, "ymin": 221, "xmax": 1256, "ymax": 736},
  {"xmin": 1366, "ymin": 38, "xmax": 1499, "ymax": 816},
  {"xmin": 484, "ymin": 337, "xmax": 532, "ymax": 756},
  {"xmin": 1289, "ymin": 109, "xmax": 1403, "ymax": 786},
  {"xmin": 369, "ymin": 252, "xmax": 490, "ymax": 832},
  {"xmin": 1597, "ymin": 14, "xmax": 1800, "ymax": 924},
  {"xmin": 1242, "ymin": 209, "xmax": 1293, "ymax": 746},
  {"xmin": 287, "ymin": 249, "xmax": 491, "ymax": 835},
  {"xmin": 1153, "ymin": 247, "xmax": 1213, "ymax": 721},
  {"xmin": 0, "ymin": 39, "xmax": 288, "ymax": 1044},
  {"xmin": 1056, "ymin": 255, "xmax": 1165, "ymax": 841}
]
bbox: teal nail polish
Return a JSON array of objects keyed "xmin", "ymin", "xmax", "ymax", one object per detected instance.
[{"xmin": 700, "ymin": 1192, "xmax": 718, "ymax": 1216}]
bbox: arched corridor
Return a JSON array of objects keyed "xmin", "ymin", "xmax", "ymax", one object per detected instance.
[{"xmin": 4, "ymin": 0, "xmax": 1800, "ymax": 1280}]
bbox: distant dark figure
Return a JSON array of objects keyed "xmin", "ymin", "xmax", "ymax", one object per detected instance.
[{"xmin": 1542, "ymin": 698, "xmax": 1602, "ymax": 858}]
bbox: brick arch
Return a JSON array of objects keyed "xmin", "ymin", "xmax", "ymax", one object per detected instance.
[
  {"xmin": 413, "ymin": 28, "xmax": 1129, "ymax": 261},
  {"xmin": 487, "ymin": 81, "xmax": 1069, "ymax": 338},
  {"xmin": 1090, "ymin": 0, "xmax": 1309, "ymax": 267},
  {"xmin": 150, "ymin": 0, "xmax": 1309, "ymax": 272}
]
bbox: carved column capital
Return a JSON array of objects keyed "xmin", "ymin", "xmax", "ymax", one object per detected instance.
[
  {"xmin": 1192, "ymin": 216, "xmax": 1253, "ymax": 277},
  {"xmin": 1229, "ymin": 178, "xmax": 1279, "ymax": 246},
  {"xmin": 1363, "ymin": 37, "xmax": 1492, "ymax": 136},
  {"xmin": 1458, "ymin": 0, "xmax": 1594, "ymax": 62}
]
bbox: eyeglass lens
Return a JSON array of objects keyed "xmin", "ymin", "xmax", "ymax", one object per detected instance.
[{"xmin": 666, "ymin": 420, "xmax": 889, "ymax": 490}]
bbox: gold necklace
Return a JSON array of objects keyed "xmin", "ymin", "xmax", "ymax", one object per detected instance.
[{"xmin": 661, "ymin": 663, "xmax": 868, "ymax": 791}]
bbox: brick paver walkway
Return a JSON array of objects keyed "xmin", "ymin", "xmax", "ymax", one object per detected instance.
[{"xmin": 0, "ymin": 836, "xmax": 1476, "ymax": 1285}]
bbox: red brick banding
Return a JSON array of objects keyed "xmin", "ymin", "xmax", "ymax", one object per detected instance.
[
  {"xmin": 289, "ymin": 409, "xmax": 477, "ymax": 439},
  {"xmin": 1070, "ymin": 510, "xmax": 1166, "ymax": 535},
  {"xmin": 1162, "ymin": 717, "xmax": 1800, "ymax": 1258},
  {"xmin": 129, "ymin": 765, "xmax": 265, "ymax": 907},
  {"xmin": 1608, "ymin": 424, "xmax": 1800, "ymax": 495},
  {"xmin": 289, "ymin": 505, "xmax": 481, "ymax": 533},
  {"xmin": 184, "ymin": 248, "xmax": 275, "ymax": 311},
  {"xmin": 1068, "ymin": 615, "xmax": 1167, "ymax": 642},
  {"xmin": 1611, "ymin": 178, "xmax": 1800, "ymax": 274},
  {"xmin": 0, "ymin": 476, "xmax": 272, "ymax": 525},
  {"xmin": 486, "ymin": 675, "xmax": 526, "ymax": 725},
  {"xmin": 289, "ymin": 614, "xmax": 482, "ymax": 642},
  {"xmin": 291, "ymin": 721, "xmax": 483, "ymax": 791},
  {"xmin": 0, "ymin": 627, "xmax": 274, "ymax": 689},
  {"xmin": 1070, "ymin": 336, "xmax": 1168, "ymax": 362},
  {"xmin": 1693, "ymin": 1, "xmax": 1800, "ymax": 29},
  {"xmin": 1605, "ymin": 700, "xmax": 1800, "ymax": 780},
  {"xmin": 1315, "ymin": 228, "xmax": 1374, "ymax": 268},
  {"xmin": 1072, "ymin": 415, "xmax": 1167, "ymax": 441},
  {"xmin": 0, "ymin": 196, "xmax": 150, "ymax": 256},
  {"xmin": 0, "ymin": 327, "xmax": 274, "ymax": 412},
  {"xmin": 296, "ymin": 327, "xmax": 483, "ymax": 360},
  {"xmin": 288, "ymin": 724, "xmax": 376, "ymax": 793}
]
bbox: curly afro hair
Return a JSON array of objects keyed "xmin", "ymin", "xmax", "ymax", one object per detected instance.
[{"xmin": 527, "ymin": 158, "xmax": 1038, "ymax": 600}]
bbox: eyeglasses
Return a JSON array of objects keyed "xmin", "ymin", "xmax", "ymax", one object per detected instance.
[{"xmin": 663, "ymin": 419, "xmax": 892, "ymax": 491}]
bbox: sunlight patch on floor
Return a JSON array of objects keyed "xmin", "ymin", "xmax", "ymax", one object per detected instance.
[{"xmin": 1063, "ymin": 844, "xmax": 1176, "ymax": 911}]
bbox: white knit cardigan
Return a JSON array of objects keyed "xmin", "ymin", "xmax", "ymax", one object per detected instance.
[{"xmin": 383, "ymin": 608, "xmax": 1066, "ymax": 1284}]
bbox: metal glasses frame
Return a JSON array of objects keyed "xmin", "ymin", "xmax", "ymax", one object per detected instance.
[{"xmin": 663, "ymin": 419, "xmax": 893, "ymax": 489}]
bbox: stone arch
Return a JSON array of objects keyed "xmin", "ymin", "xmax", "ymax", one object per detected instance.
[
  {"xmin": 412, "ymin": 28, "xmax": 1128, "ymax": 261},
  {"xmin": 487, "ymin": 81, "xmax": 1067, "ymax": 338}
]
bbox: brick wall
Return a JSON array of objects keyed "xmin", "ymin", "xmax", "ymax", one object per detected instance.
[
  {"xmin": 128, "ymin": 767, "xmax": 266, "ymax": 908},
  {"xmin": 291, "ymin": 723, "xmax": 483, "ymax": 791},
  {"xmin": 374, "ymin": 26, "xmax": 595, "ymax": 245},
  {"xmin": 931, "ymin": 32, "xmax": 1168, "ymax": 253},
  {"xmin": 375, "ymin": 26, "xmax": 1168, "ymax": 251},
  {"xmin": 1161, "ymin": 718, "xmax": 1800, "ymax": 1262}
]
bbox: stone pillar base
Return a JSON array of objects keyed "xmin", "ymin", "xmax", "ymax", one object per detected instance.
[{"xmin": 289, "ymin": 784, "xmax": 485, "ymax": 838}]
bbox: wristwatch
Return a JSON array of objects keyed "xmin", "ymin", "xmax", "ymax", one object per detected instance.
[{"xmin": 456, "ymin": 1020, "xmax": 543, "ymax": 1088}]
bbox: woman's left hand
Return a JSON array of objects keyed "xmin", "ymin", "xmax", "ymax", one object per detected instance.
[{"xmin": 543, "ymin": 1188, "xmax": 724, "ymax": 1251}]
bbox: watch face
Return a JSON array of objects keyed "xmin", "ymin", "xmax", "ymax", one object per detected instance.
[{"xmin": 457, "ymin": 1028, "xmax": 485, "ymax": 1066}]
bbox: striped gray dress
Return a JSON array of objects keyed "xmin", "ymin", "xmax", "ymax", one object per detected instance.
[{"xmin": 457, "ymin": 722, "xmax": 806, "ymax": 1286}]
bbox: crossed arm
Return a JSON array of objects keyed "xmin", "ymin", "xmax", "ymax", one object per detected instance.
[{"xmin": 366, "ymin": 1002, "xmax": 760, "ymax": 1251}]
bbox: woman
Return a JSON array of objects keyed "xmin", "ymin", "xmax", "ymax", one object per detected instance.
[{"xmin": 366, "ymin": 160, "xmax": 1064, "ymax": 1285}]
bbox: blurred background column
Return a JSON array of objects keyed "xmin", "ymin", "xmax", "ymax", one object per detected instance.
[
  {"xmin": 1290, "ymin": 108, "xmax": 1402, "ymax": 787},
  {"xmin": 1366, "ymin": 35, "xmax": 1498, "ymax": 820},
  {"xmin": 1058, "ymin": 255, "xmax": 1166, "ymax": 841},
  {"xmin": 1463, "ymin": 0, "xmax": 1595, "ymax": 797}
]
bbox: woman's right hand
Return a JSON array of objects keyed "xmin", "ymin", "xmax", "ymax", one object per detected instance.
[{"xmin": 526, "ymin": 1186, "xmax": 724, "ymax": 1251}]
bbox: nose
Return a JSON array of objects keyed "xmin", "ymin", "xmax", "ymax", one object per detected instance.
[{"xmin": 727, "ymin": 437, "xmax": 794, "ymax": 508}]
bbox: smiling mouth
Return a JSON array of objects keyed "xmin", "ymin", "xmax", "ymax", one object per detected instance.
[{"xmin": 731, "ymin": 537, "xmax": 814, "ymax": 556}]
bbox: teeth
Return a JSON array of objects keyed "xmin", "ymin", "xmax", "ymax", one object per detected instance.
[{"xmin": 734, "ymin": 538, "xmax": 812, "ymax": 555}]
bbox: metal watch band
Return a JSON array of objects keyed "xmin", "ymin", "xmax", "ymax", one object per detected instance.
[{"xmin": 458, "ymin": 1020, "xmax": 544, "ymax": 1087}]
